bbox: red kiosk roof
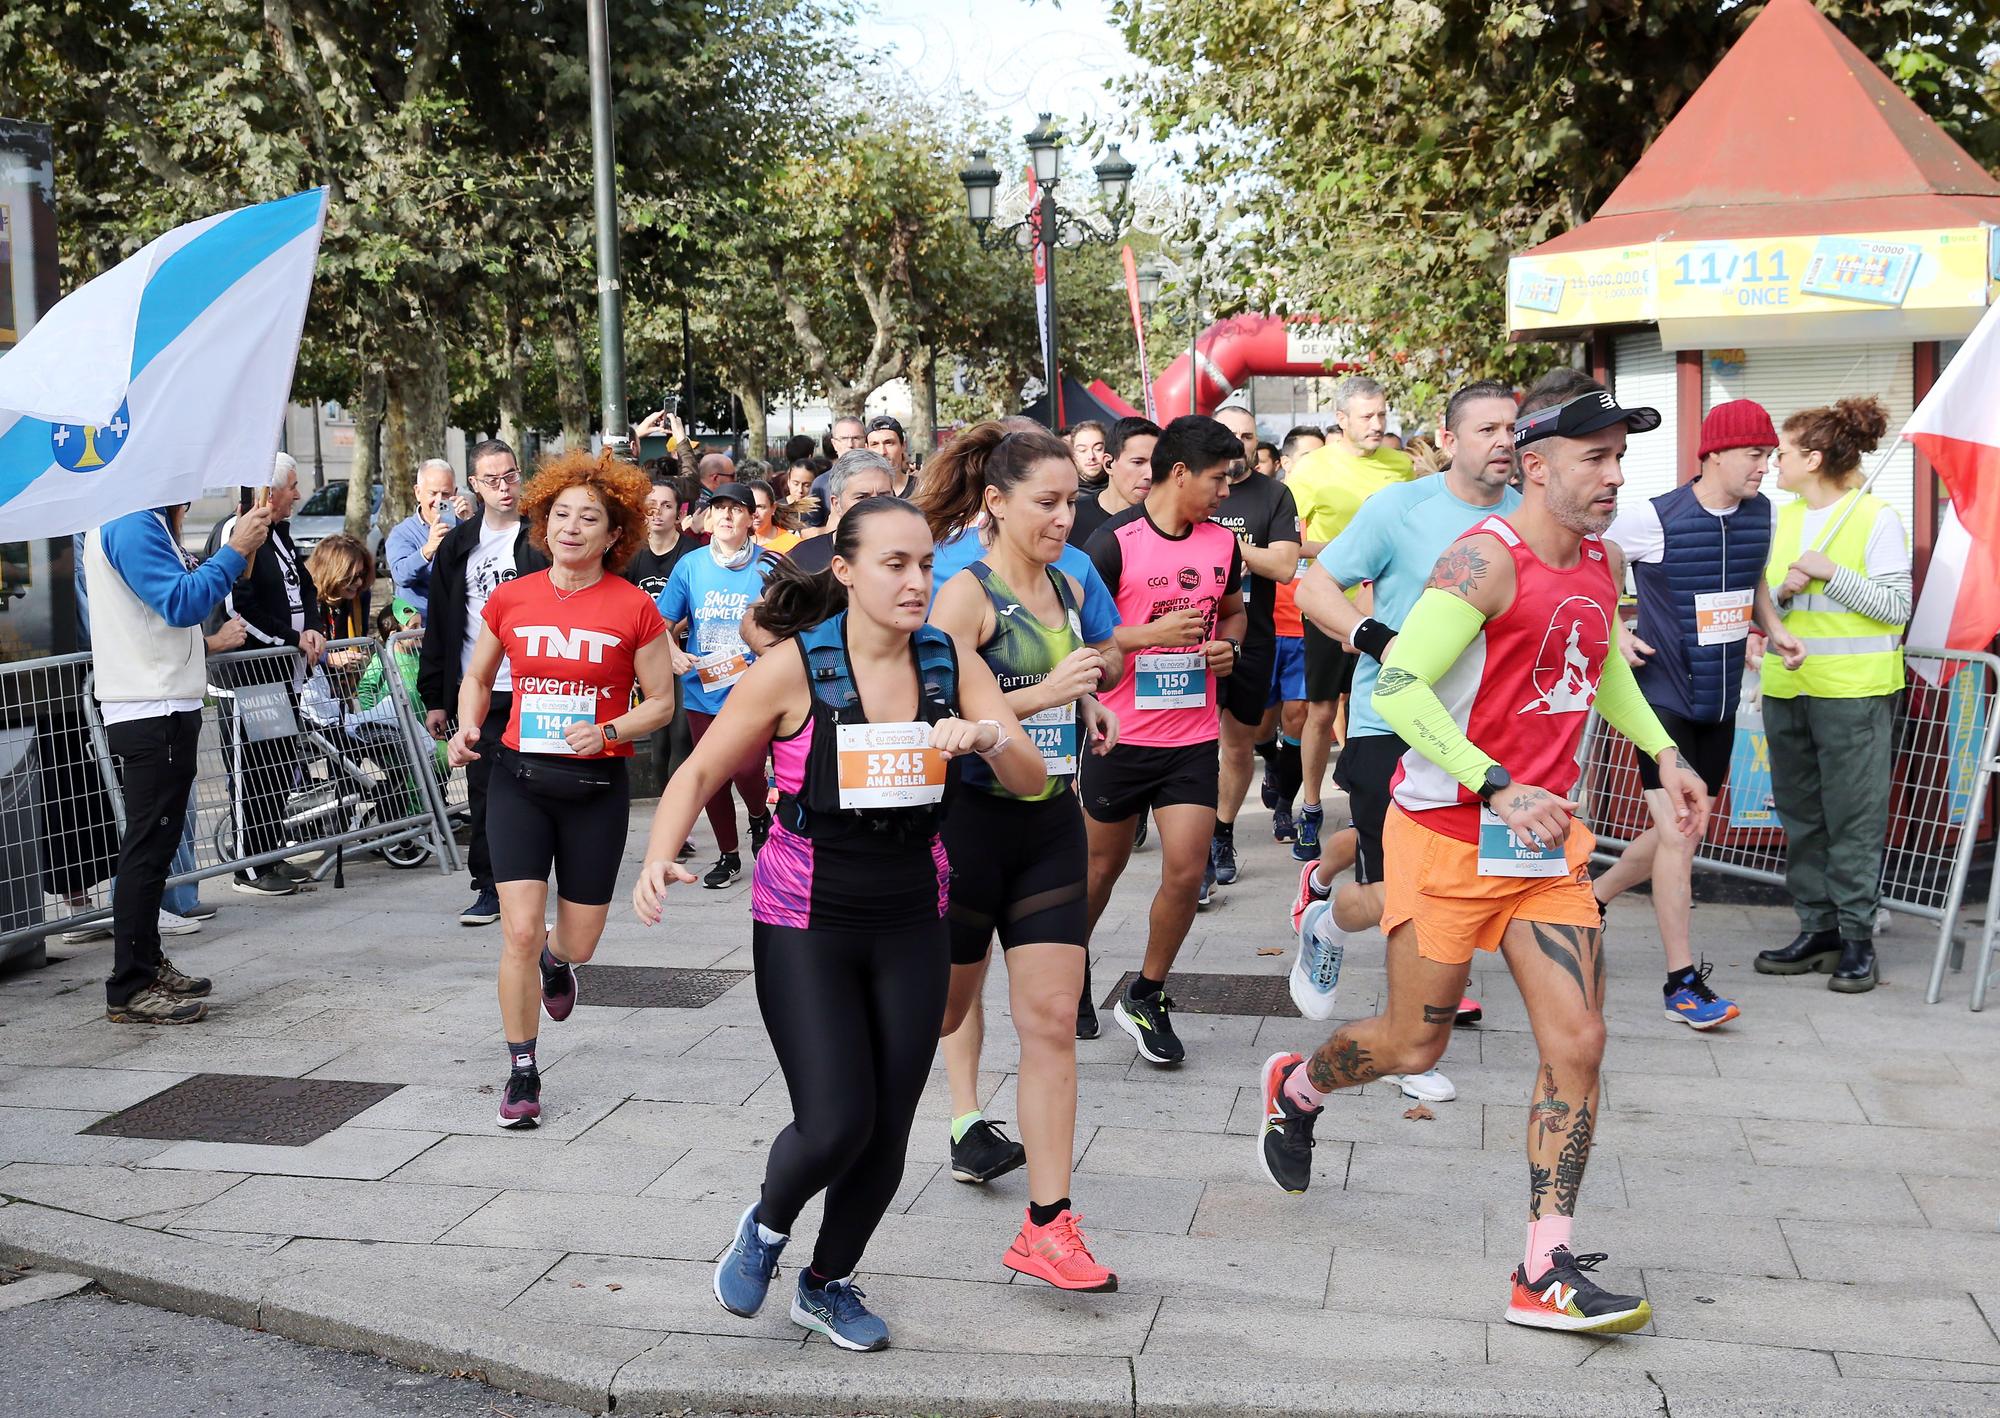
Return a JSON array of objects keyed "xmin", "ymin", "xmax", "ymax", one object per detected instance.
[{"xmin": 1529, "ymin": 0, "xmax": 2000, "ymax": 256}]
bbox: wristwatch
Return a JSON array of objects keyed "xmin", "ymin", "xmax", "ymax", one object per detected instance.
[
  {"xmin": 1223, "ymin": 637, "xmax": 1241, "ymax": 656},
  {"xmin": 602, "ymin": 722, "xmax": 620, "ymax": 743},
  {"xmin": 1476, "ymin": 764, "xmax": 1511, "ymax": 806}
]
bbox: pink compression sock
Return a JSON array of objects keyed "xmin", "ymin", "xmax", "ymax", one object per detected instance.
[
  {"xmin": 1283, "ymin": 1060, "xmax": 1332, "ymax": 1112},
  {"xmin": 1525, "ymin": 1216, "xmax": 1573, "ymax": 1276}
]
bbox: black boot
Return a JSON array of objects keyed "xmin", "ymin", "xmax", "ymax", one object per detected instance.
[
  {"xmin": 1827, "ymin": 937, "xmax": 1878, "ymax": 993},
  {"xmin": 1754, "ymin": 928, "xmax": 1841, "ymax": 975}
]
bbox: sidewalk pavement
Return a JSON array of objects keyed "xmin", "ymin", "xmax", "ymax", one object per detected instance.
[{"xmin": 1, "ymin": 798, "xmax": 1997, "ymax": 1417}]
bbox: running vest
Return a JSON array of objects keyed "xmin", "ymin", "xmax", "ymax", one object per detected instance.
[
  {"xmin": 1390, "ymin": 515, "xmax": 1618, "ymax": 842},
  {"xmin": 1631, "ymin": 482, "xmax": 1772, "ymax": 724},
  {"xmin": 960, "ymin": 560, "xmax": 1085, "ymax": 802},
  {"xmin": 1761, "ymin": 492, "xmax": 1905, "ymax": 700}
]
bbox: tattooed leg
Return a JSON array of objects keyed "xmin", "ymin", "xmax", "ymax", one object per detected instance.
[
  {"xmin": 1304, "ymin": 921, "xmax": 1468, "ymax": 1095},
  {"xmin": 1501, "ymin": 915, "xmax": 1609, "ymax": 1220}
]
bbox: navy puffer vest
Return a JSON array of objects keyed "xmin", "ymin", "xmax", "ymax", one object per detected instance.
[{"xmin": 1631, "ymin": 481, "xmax": 1773, "ymax": 724}]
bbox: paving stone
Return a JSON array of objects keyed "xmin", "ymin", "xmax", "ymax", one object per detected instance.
[
  {"xmin": 1481, "ymin": 1204, "xmax": 1797, "ymax": 1278},
  {"xmin": 1133, "ymin": 1354, "xmax": 1658, "ymax": 1417},
  {"xmin": 279, "ymin": 1236, "xmax": 563, "ymax": 1305},
  {"xmin": 304, "ymin": 1043, "xmax": 522, "ymax": 1088},
  {"xmin": 1706, "ymin": 1041, "xmax": 1964, "ymax": 1086},
  {"xmin": 80, "ymin": 1034, "xmax": 353, "ymax": 1079},
  {"xmin": 1655, "ymin": 1373, "xmax": 2000, "ymax": 1418},
  {"xmin": 1780, "ymin": 1218, "xmax": 2000, "ymax": 1293},
  {"xmin": 0, "ymin": 1067, "xmax": 188, "ymax": 1113},
  {"xmin": 1483, "ymin": 1323, "xmax": 1840, "ymax": 1376},
  {"xmin": 1904, "ymin": 1174, "xmax": 2000, "ymax": 1232},
  {"xmin": 577, "ymin": 1099, "xmax": 797, "ymax": 1154},
  {"xmin": 1145, "ymin": 1295, "xmax": 1486, "ymax": 1362},
  {"xmin": 1189, "ymin": 1181, "xmax": 1487, "ymax": 1257},
  {"xmin": 136, "ymin": 1126, "xmax": 442, "ymax": 1181},
  {"xmin": 0, "ymin": 1163, "xmax": 245, "ymax": 1222},
  {"xmin": 1740, "ymin": 1115, "xmax": 2000, "ymax": 1180},
  {"xmin": 1483, "ymin": 1104, "xmax": 1754, "ymax": 1162},
  {"xmin": 904, "ymin": 1162, "xmax": 1205, "ymax": 1236},
  {"xmin": 343, "ymin": 1083, "xmax": 625, "ymax": 1141},
  {"xmin": 440, "ymin": 1188, "xmax": 744, "ymax": 1261},
  {"xmin": 984, "ymin": 1074, "xmax": 1241, "ymax": 1136},
  {"xmin": 509, "ymin": 1252, "xmax": 802, "ymax": 1340},
  {"xmin": 388, "ymin": 1134, "xmax": 686, "ymax": 1196},
  {"xmin": 1346, "ymin": 1140, "xmax": 1627, "ymax": 1211},
  {"xmin": 1597, "ymin": 1070, "xmax": 1866, "ymax": 1124},
  {"xmin": 1848, "ymin": 1080, "xmax": 2000, "ymax": 1132},
  {"xmin": 0, "ymin": 1268, "xmax": 91, "ymax": 1312},
  {"xmin": 1326, "ymin": 1245, "xmax": 1642, "ymax": 1326},
  {"xmin": 0, "ymin": 1200, "xmax": 287, "ymax": 1326},
  {"xmin": 1833, "ymin": 1352, "xmax": 2000, "ymax": 1383},
  {"xmin": 1480, "ymin": 1028, "xmax": 1720, "ymax": 1078},
  {"xmin": 1080, "ymin": 1123, "xmax": 1348, "ymax": 1185},
  {"xmin": 1620, "ymin": 1154, "xmax": 1928, "ymax": 1225},
  {"xmin": 173, "ymin": 1174, "xmax": 496, "ymax": 1244},
  {"xmin": 0, "ymin": 1107, "xmax": 174, "ymax": 1166},
  {"xmin": 550, "ymin": 1050, "xmax": 774, "ymax": 1106},
  {"xmin": 1644, "ymin": 1268, "xmax": 2000, "ymax": 1362},
  {"xmin": 1222, "ymin": 1078, "xmax": 1488, "ymax": 1151}
]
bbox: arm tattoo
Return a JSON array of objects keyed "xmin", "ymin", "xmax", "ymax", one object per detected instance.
[
  {"xmin": 1428, "ymin": 544, "xmax": 1490, "ymax": 597},
  {"xmin": 1528, "ymin": 1162, "xmax": 1552, "ymax": 1216},
  {"xmin": 1530, "ymin": 921, "xmax": 1605, "ymax": 1008},
  {"xmin": 1375, "ymin": 666, "xmax": 1420, "ymax": 697},
  {"xmin": 1528, "ymin": 1063, "xmax": 1571, "ymax": 1147},
  {"xmin": 1421, "ymin": 1003, "xmax": 1456, "ymax": 1024},
  {"xmin": 1551, "ymin": 1099, "xmax": 1593, "ymax": 1216},
  {"xmin": 1308, "ymin": 1034, "xmax": 1383, "ymax": 1091}
]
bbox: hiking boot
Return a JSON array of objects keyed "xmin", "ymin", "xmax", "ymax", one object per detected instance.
[
  {"xmin": 153, "ymin": 958, "xmax": 212, "ymax": 998},
  {"xmin": 106, "ymin": 985, "xmax": 206, "ymax": 1025}
]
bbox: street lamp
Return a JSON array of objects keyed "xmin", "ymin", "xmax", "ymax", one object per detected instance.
[{"xmin": 960, "ymin": 114, "xmax": 1136, "ymax": 430}]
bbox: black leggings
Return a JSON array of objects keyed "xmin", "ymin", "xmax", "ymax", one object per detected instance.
[{"xmin": 753, "ymin": 918, "xmax": 949, "ymax": 1279}]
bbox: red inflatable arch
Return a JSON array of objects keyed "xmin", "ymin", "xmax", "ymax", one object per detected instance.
[{"xmin": 1150, "ymin": 314, "xmax": 1358, "ymax": 419}]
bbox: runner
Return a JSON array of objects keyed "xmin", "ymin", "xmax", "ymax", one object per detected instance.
[
  {"xmin": 1260, "ymin": 425, "xmax": 1327, "ymax": 842},
  {"xmin": 448, "ymin": 452, "xmax": 675, "ymax": 1129},
  {"xmin": 656, "ymin": 482, "xmax": 774, "ymax": 887},
  {"xmin": 1284, "ymin": 377, "xmax": 1416, "ymax": 862},
  {"xmin": 633, "ymin": 497, "xmax": 1043, "ymax": 1352},
  {"xmin": 622, "ymin": 478, "xmax": 696, "ymax": 599},
  {"xmin": 1596, "ymin": 400, "xmax": 1806, "ymax": 1027},
  {"xmin": 924, "ymin": 422, "xmax": 1121, "ymax": 1290},
  {"xmin": 749, "ymin": 478, "xmax": 803, "ymax": 555},
  {"xmin": 1067, "ymin": 415, "xmax": 1159, "ymax": 548},
  {"xmin": 1287, "ymin": 381, "xmax": 1520, "ymax": 1104},
  {"xmin": 1081, "ymin": 415, "xmax": 1246, "ymax": 1066},
  {"xmin": 1208, "ymin": 405, "xmax": 1301, "ymax": 895},
  {"xmin": 1257, "ymin": 381, "xmax": 1708, "ymax": 1337}
]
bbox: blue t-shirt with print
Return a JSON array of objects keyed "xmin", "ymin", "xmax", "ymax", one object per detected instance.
[
  {"xmin": 931, "ymin": 527, "xmax": 1119, "ymax": 643},
  {"xmin": 657, "ymin": 547, "xmax": 769, "ymax": 715},
  {"xmin": 1319, "ymin": 477, "xmax": 1522, "ymax": 740}
]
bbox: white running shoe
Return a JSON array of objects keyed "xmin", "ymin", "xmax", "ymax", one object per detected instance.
[
  {"xmin": 157, "ymin": 910, "xmax": 202, "ymax": 937},
  {"xmin": 1385, "ymin": 1068, "xmax": 1457, "ymax": 1103},
  {"xmin": 1289, "ymin": 900, "xmax": 1347, "ymax": 1021},
  {"xmin": 59, "ymin": 921, "xmax": 112, "ymax": 944}
]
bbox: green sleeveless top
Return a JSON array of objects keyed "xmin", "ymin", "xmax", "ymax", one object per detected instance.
[{"xmin": 960, "ymin": 559, "xmax": 1086, "ymax": 802}]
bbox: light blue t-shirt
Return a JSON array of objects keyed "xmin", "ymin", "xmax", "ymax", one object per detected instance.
[
  {"xmin": 931, "ymin": 527, "xmax": 1119, "ymax": 644},
  {"xmin": 657, "ymin": 547, "xmax": 769, "ymax": 715},
  {"xmin": 1319, "ymin": 477, "xmax": 1522, "ymax": 740}
]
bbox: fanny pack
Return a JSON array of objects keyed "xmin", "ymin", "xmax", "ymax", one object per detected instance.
[{"xmin": 501, "ymin": 744, "xmax": 615, "ymax": 801}]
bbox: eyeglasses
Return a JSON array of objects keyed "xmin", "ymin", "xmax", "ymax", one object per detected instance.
[{"xmin": 478, "ymin": 470, "xmax": 521, "ymax": 487}]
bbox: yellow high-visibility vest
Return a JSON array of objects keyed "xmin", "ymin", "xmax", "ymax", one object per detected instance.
[{"xmin": 1762, "ymin": 490, "xmax": 1904, "ymax": 700}]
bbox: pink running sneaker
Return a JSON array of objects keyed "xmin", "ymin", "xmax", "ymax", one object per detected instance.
[
  {"xmin": 1289, "ymin": 859, "xmax": 1327, "ymax": 935},
  {"xmin": 496, "ymin": 1069, "xmax": 541, "ymax": 1129},
  {"xmin": 540, "ymin": 932, "xmax": 577, "ymax": 1023}
]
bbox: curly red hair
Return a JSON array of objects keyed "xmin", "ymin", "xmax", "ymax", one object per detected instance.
[{"xmin": 518, "ymin": 451, "xmax": 651, "ymax": 575}]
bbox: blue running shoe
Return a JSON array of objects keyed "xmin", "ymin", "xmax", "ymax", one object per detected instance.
[
  {"xmin": 1210, "ymin": 833, "xmax": 1237, "ymax": 886},
  {"xmin": 1291, "ymin": 805, "xmax": 1322, "ymax": 862},
  {"xmin": 714, "ymin": 1202, "xmax": 787, "ymax": 1317},
  {"xmin": 1289, "ymin": 899, "xmax": 1346, "ymax": 1021},
  {"xmin": 791, "ymin": 1273, "xmax": 889, "ymax": 1351},
  {"xmin": 1663, "ymin": 960, "xmax": 1740, "ymax": 1031},
  {"xmin": 1272, "ymin": 804, "xmax": 1295, "ymax": 843}
]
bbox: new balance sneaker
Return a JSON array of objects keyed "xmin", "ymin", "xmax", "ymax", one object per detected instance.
[
  {"xmin": 540, "ymin": 940, "xmax": 578, "ymax": 1023},
  {"xmin": 703, "ymin": 852, "xmax": 742, "ymax": 889},
  {"xmin": 1198, "ymin": 857, "xmax": 1216, "ymax": 908},
  {"xmin": 459, "ymin": 887, "xmax": 500, "ymax": 926},
  {"xmin": 1257, "ymin": 1052, "xmax": 1318, "ymax": 1195},
  {"xmin": 950, "ymin": 1119, "xmax": 1026, "ymax": 1184},
  {"xmin": 1505, "ymin": 1247, "xmax": 1652, "ymax": 1334},
  {"xmin": 105, "ymin": 985, "xmax": 206, "ymax": 1026},
  {"xmin": 1114, "ymin": 990, "xmax": 1185, "ymax": 1065},
  {"xmin": 496, "ymin": 1069, "xmax": 541, "ymax": 1129},
  {"xmin": 157, "ymin": 910, "xmax": 202, "ymax": 937},
  {"xmin": 1384, "ymin": 1067, "xmax": 1456, "ymax": 1103},
  {"xmin": 713, "ymin": 1202, "xmax": 788, "ymax": 1318},
  {"xmin": 1003, "ymin": 1208, "xmax": 1117, "ymax": 1291},
  {"xmin": 1663, "ymin": 960, "xmax": 1740, "ymax": 1031},
  {"xmin": 153, "ymin": 958, "xmax": 212, "ymax": 998},
  {"xmin": 1210, "ymin": 834, "xmax": 1238, "ymax": 886},
  {"xmin": 1291, "ymin": 805, "xmax": 1322, "ymax": 862},
  {"xmin": 791, "ymin": 1274, "xmax": 889, "ymax": 1351},
  {"xmin": 1289, "ymin": 900, "xmax": 1347, "ymax": 1021},
  {"xmin": 1290, "ymin": 859, "xmax": 1328, "ymax": 935},
  {"xmin": 748, "ymin": 812, "xmax": 773, "ymax": 857},
  {"xmin": 1456, "ymin": 996, "xmax": 1483, "ymax": 1026},
  {"xmin": 1272, "ymin": 804, "xmax": 1295, "ymax": 843}
]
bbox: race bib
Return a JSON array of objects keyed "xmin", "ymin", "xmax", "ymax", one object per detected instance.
[
  {"xmin": 695, "ymin": 646, "xmax": 751, "ymax": 690},
  {"xmin": 1694, "ymin": 588, "xmax": 1754, "ymax": 645},
  {"xmin": 1022, "ymin": 703, "xmax": 1078, "ymax": 775},
  {"xmin": 1133, "ymin": 651, "xmax": 1206, "ymax": 710},
  {"xmin": 519, "ymin": 691, "xmax": 595, "ymax": 754},
  {"xmin": 1476, "ymin": 807, "xmax": 1569, "ymax": 878},
  {"xmin": 836, "ymin": 721, "xmax": 947, "ymax": 809}
]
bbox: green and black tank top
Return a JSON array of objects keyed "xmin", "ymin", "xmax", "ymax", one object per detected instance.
[{"xmin": 960, "ymin": 559, "xmax": 1086, "ymax": 802}]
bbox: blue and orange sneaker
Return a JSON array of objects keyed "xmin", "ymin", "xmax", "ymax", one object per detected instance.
[
  {"xmin": 1505, "ymin": 1247, "xmax": 1651, "ymax": 1334},
  {"xmin": 1664, "ymin": 960, "xmax": 1739, "ymax": 1030}
]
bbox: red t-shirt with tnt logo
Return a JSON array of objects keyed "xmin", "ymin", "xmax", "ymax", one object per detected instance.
[{"xmin": 481, "ymin": 571, "xmax": 668, "ymax": 757}]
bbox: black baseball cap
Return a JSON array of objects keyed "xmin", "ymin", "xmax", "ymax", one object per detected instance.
[
  {"xmin": 1513, "ymin": 390, "xmax": 1661, "ymax": 449},
  {"xmin": 865, "ymin": 414, "xmax": 905, "ymax": 439},
  {"xmin": 707, "ymin": 482, "xmax": 756, "ymax": 508}
]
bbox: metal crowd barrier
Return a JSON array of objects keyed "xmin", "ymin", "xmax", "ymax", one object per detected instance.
[
  {"xmin": 1578, "ymin": 647, "xmax": 2000, "ymax": 1011},
  {"xmin": 0, "ymin": 639, "xmax": 460, "ymax": 955},
  {"xmin": 383, "ymin": 626, "xmax": 470, "ymax": 822}
]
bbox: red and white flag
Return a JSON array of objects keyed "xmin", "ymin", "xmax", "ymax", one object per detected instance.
[{"xmin": 1906, "ymin": 300, "xmax": 2000, "ymax": 659}]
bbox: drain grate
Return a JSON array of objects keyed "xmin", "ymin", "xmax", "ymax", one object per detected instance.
[
  {"xmin": 575, "ymin": 965, "xmax": 749, "ymax": 1009},
  {"xmin": 83, "ymin": 1073, "xmax": 402, "ymax": 1147},
  {"xmin": 1103, "ymin": 971, "xmax": 1299, "ymax": 1018}
]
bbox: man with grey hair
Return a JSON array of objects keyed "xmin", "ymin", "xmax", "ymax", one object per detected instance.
[
  {"xmin": 385, "ymin": 457, "xmax": 471, "ymax": 613},
  {"xmin": 784, "ymin": 449, "xmax": 895, "ymax": 574},
  {"xmin": 807, "ymin": 418, "xmax": 869, "ymax": 526},
  {"xmin": 1279, "ymin": 374, "xmax": 1415, "ymax": 862}
]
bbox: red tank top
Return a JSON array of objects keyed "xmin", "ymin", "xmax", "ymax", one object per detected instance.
[{"xmin": 1390, "ymin": 514, "xmax": 1616, "ymax": 842}]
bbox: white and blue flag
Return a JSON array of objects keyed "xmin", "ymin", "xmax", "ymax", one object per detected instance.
[{"xmin": 0, "ymin": 187, "xmax": 327, "ymax": 540}]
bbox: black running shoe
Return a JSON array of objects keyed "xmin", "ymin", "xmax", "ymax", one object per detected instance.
[
  {"xmin": 1133, "ymin": 813, "xmax": 1149, "ymax": 849},
  {"xmin": 703, "ymin": 852, "xmax": 743, "ymax": 889},
  {"xmin": 748, "ymin": 813, "xmax": 772, "ymax": 857},
  {"xmin": 1114, "ymin": 990, "xmax": 1184, "ymax": 1064},
  {"xmin": 1257, "ymin": 1053, "xmax": 1318, "ymax": 1195},
  {"xmin": 950, "ymin": 1118, "xmax": 1027, "ymax": 1184},
  {"xmin": 1211, "ymin": 834, "xmax": 1238, "ymax": 886},
  {"xmin": 1076, "ymin": 969, "xmax": 1101, "ymax": 1040},
  {"xmin": 676, "ymin": 839, "xmax": 697, "ymax": 862},
  {"xmin": 1198, "ymin": 857, "xmax": 1215, "ymax": 908},
  {"xmin": 1506, "ymin": 1247, "xmax": 1652, "ymax": 1334},
  {"xmin": 1260, "ymin": 760, "xmax": 1280, "ymax": 811}
]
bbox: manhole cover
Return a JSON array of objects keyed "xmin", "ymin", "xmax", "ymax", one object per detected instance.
[
  {"xmin": 576, "ymin": 965, "xmax": 749, "ymax": 1009},
  {"xmin": 1103, "ymin": 971, "xmax": 1299, "ymax": 1018},
  {"xmin": 84, "ymin": 1074, "xmax": 402, "ymax": 1147}
]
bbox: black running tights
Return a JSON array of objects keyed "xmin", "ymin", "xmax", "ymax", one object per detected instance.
[{"xmin": 753, "ymin": 918, "xmax": 949, "ymax": 1279}]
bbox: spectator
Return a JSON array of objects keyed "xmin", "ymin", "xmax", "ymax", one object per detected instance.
[
  {"xmin": 782, "ymin": 433, "xmax": 817, "ymax": 467},
  {"xmin": 86, "ymin": 499, "xmax": 271, "ymax": 1023},
  {"xmin": 784, "ymin": 449, "xmax": 895, "ymax": 575},
  {"xmin": 384, "ymin": 458, "xmax": 470, "ymax": 613},
  {"xmin": 808, "ymin": 419, "xmax": 868, "ymax": 524},
  {"xmin": 1255, "ymin": 441, "xmax": 1280, "ymax": 477},
  {"xmin": 624, "ymin": 478, "xmax": 696, "ymax": 599},
  {"xmin": 749, "ymin": 478, "xmax": 801, "ymax": 555}
]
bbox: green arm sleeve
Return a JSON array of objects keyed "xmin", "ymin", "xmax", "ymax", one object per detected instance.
[
  {"xmin": 1372, "ymin": 588, "xmax": 1498, "ymax": 793},
  {"xmin": 1594, "ymin": 647, "xmax": 1677, "ymax": 761}
]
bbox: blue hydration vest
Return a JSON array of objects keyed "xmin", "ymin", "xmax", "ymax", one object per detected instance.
[{"xmin": 1631, "ymin": 481, "xmax": 1773, "ymax": 724}]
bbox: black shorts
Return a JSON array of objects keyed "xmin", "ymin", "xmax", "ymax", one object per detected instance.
[
  {"xmin": 944, "ymin": 789, "xmax": 1089, "ymax": 964},
  {"xmin": 1331, "ymin": 733, "xmax": 1406, "ymax": 886},
  {"xmin": 1078, "ymin": 741, "xmax": 1220, "ymax": 823},
  {"xmin": 1637, "ymin": 708, "xmax": 1734, "ymax": 797},
  {"xmin": 1221, "ymin": 638, "xmax": 1277, "ymax": 727},
  {"xmin": 1303, "ymin": 620, "xmax": 1357, "ymax": 702},
  {"xmin": 486, "ymin": 748, "xmax": 630, "ymax": 905}
]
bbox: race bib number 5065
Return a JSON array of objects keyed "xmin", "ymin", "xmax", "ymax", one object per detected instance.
[{"xmin": 835, "ymin": 721, "xmax": 947, "ymax": 808}]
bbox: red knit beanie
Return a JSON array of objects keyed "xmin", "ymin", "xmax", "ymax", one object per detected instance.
[{"xmin": 1698, "ymin": 399, "xmax": 1778, "ymax": 460}]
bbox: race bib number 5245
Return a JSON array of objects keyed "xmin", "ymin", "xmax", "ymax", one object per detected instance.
[{"xmin": 835, "ymin": 721, "xmax": 947, "ymax": 808}]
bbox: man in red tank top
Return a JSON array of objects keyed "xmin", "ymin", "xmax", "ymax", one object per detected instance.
[{"xmin": 1257, "ymin": 377, "xmax": 1710, "ymax": 1337}]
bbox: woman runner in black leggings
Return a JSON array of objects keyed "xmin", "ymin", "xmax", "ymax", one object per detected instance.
[{"xmin": 633, "ymin": 497, "xmax": 1044, "ymax": 1352}]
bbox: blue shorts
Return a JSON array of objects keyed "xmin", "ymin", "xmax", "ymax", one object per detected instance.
[{"xmin": 1267, "ymin": 636, "xmax": 1306, "ymax": 707}]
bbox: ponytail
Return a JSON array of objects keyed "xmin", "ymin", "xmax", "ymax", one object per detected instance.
[{"xmin": 914, "ymin": 419, "xmax": 1075, "ymax": 543}]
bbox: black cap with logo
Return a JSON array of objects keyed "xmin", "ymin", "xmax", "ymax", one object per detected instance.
[{"xmin": 1513, "ymin": 391, "xmax": 1662, "ymax": 449}]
